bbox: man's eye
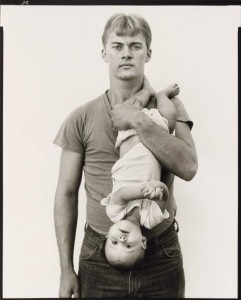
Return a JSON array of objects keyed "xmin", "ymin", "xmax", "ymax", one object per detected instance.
[
  {"xmin": 125, "ymin": 244, "xmax": 132, "ymax": 248},
  {"xmin": 131, "ymin": 45, "xmax": 141, "ymax": 50},
  {"xmin": 113, "ymin": 45, "xmax": 121, "ymax": 50},
  {"xmin": 111, "ymin": 240, "xmax": 117, "ymax": 244}
]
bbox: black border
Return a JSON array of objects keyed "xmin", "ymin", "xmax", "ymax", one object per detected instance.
[
  {"xmin": 0, "ymin": 3, "xmax": 239, "ymax": 299},
  {"xmin": 0, "ymin": 0, "xmax": 241, "ymax": 5},
  {"xmin": 238, "ymin": 26, "xmax": 240, "ymax": 300},
  {"xmin": 0, "ymin": 26, "xmax": 3, "ymax": 300}
]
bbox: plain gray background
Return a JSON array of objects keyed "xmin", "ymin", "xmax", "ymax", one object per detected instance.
[{"xmin": 2, "ymin": 5, "xmax": 239, "ymax": 298}]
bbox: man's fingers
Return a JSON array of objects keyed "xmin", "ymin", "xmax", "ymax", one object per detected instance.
[
  {"xmin": 59, "ymin": 293, "xmax": 72, "ymax": 298},
  {"xmin": 74, "ymin": 285, "xmax": 80, "ymax": 298},
  {"xmin": 74, "ymin": 292, "xmax": 80, "ymax": 298}
]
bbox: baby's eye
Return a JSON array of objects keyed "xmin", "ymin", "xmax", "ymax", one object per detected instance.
[
  {"xmin": 111, "ymin": 240, "xmax": 117, "ymax": 245},
  {"xmin": 125, "ymin": 244, "xmax": 132, "ymax": 248}
]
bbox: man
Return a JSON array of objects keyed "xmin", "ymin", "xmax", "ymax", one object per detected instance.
[{"xmin": 54, "ymin": 13, "xmax": 198, "ymax": 298}]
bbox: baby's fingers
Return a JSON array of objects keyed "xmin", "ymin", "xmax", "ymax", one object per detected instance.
[
  {"xmin": 144, "ymin": 191, "xmax": 151, "ymax": 197},
  {"xmin": 149, "ymin": 190, "xmax": 156, "ymax": 200},
  {"xmin": 142, "ymin": 186, "xmax": 151, "ymax": 195},
  {"xmin": 155, "ymin": 187, "xmax": 163, "ymax": 199}
]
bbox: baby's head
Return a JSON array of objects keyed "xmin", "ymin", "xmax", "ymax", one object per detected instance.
[{"xmin": 105, "ymin": 219, "xmax": 147, "ymax": 270}]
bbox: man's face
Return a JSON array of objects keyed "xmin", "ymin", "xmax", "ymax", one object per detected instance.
[{"xmin": 102, "ymin": 32, "xmax": 152, "ymax": 81}]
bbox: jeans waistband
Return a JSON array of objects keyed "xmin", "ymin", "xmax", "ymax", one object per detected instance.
[{"xmin": 146, "ymin": 220, "xmax": 179, "ymax": 255}]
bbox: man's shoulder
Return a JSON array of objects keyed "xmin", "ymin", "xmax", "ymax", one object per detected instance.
[
  {"xmin": 69, "ymin": 93, "xmax": 105, "ymax": 118},
  {"xmin": 76, "ymin": 93, "xmax": 104, "ymax": 111}
]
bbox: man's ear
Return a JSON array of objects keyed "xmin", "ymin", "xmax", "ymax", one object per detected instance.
[
  {"xmin": 145, "ymin": 49, "xmax": 152, "ymax": 63},
  {"xmin": 102, "ymin": 49, "xmax": 108, "ymax": 63},
  {"xmin": 142, "ymin": 236, "xmax": 147, "ymax": 250}
]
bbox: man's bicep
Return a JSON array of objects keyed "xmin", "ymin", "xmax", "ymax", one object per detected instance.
[
  {"xmin": 175, "ymin": 121, "xmax": 197, "ymax": 153},
  {"xmin": 57, "ymin": 149, "xmax": 84, "ymax": 194}
]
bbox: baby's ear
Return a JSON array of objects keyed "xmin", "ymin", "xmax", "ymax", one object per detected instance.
[{"xmin": 142, "ymin": 236, "xmax": 147, "ymax": 250}]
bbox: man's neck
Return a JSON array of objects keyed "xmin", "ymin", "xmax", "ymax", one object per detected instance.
[{"xmin": 107, "ymin": 76, "xmax": 144, "ymax": 107}]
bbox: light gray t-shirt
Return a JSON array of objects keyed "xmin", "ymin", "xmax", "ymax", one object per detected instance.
[{"xmin": 54, "ymin": 92, "xmax": 193, "ymax": 239}]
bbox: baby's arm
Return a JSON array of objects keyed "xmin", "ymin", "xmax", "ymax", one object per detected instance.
[
  {"xmin": 124, "ymin": 77, "xmax": 155, "ymax": 108},
  {"xmin": 156, "ymin": 84, "xmax": 179, "ymax": 133},
  {"xmin": 140, "ymin": 181, "xmax": 169, "ymax": 214},
  {"xmin": 109, "ymin": 180, "xmax": 168, "ymax": 206},
  {"xmin": 109, "ymin": 186, "xmax": 146, "ymax": 206},
  {"xmin": 140, "ymin": 180, "xmax": 169, "ymax": 202}
]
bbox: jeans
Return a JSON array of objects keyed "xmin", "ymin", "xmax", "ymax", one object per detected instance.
[{"xmin": 78, "ymin": 220, "xmax": 185, "ymax": 298}]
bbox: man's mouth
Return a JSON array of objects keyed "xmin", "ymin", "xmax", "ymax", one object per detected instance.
[{"xmin": 119, "ymin": 64, "xmax": 134, "ymax": 67}]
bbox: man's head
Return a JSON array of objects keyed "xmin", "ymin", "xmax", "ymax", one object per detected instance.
[
  {"xmin": 101, "ymin": 13, "xmax": 152, "ymax": 81},
  {"xmin": 105, "ymin": 219, "xmax": 147, "ymax": 270},
  {"xmin": 102, "ymin": 13, "xmax": 152, "ymax": 51}
]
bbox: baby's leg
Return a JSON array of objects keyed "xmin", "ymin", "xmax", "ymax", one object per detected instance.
[
  {"xmin": 124, "ymin": 77, "xmax": 155, "ymax": 108},
  {"xmin": 156, "ymin": 83, "xmax": 180, "ymax": 133},
  {"xmin": 158, "ymin": 83, "xmax": 180, "ymax": 99}
]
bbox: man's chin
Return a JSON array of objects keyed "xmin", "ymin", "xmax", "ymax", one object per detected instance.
[{"xmin": 118, "ymin": 73, "xmax": 137, "ymax": 81}]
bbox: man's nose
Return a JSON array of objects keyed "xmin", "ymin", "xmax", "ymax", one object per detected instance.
[{"xmin": 122, "ymin": 46, "xmax": 132, "ymax": 59}]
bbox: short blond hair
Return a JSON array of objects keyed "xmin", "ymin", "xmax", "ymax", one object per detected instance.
[{"xmin": 102, "ymin": 13, "xmax": 152, "ymax": 50}]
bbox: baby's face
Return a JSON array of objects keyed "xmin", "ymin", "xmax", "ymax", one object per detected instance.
[{"xmin": 105, "ymin": 220, "xmax": 147, "ymax": 268}]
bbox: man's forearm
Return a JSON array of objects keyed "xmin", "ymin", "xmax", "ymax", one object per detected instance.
[
  {"xmin": 132, "ymin": 112, "xmax": 198, "ymax": 181},
  {"xmin": 54, "ymin": 193, "xmax": 78, "ymax": 271}
]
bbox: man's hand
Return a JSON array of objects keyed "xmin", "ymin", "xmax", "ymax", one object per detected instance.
[
  {"xmin": 59, "ymin": 268, "xmax": 80, "ymax": 298},
  {"xmin": 111, "ymin": 103, "xmax": 142, "ymax": 131}
]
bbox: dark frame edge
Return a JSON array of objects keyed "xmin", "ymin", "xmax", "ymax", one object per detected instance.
[
  {"xmin": 0, "ymin": 26, "xmax": 3, "ymax": 300},
  {"xmin": 238, "ymin": 26, "xmax": 240, "ymax": 300}
]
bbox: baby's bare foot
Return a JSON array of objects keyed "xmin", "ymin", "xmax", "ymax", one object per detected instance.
[{"xmin": 161, "ymin": 83, "xmax": 180, "ymax": 98}]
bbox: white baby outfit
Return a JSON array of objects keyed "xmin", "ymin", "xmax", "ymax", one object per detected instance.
[{"xmin": 101, "ymin": 108, "xmax": 170, "ymax": 229}]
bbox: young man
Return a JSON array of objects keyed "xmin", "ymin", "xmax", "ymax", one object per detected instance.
[{"xmin": 54, "ymin": 13, "xmax": 198, "ymax": 298}]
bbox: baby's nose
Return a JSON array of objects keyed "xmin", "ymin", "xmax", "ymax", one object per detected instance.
[{"xmin": 119, "ymin": 235, "xmax": 127, "ymax": 242}]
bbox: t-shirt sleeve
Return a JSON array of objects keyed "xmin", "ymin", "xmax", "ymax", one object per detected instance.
[
  {"xmin": 53, "ymin": 108, "xmax": 85, "ymax": 154},
  {"xmin": 172, "ymin": 97, "xmax": 193, "ymax": 130}
]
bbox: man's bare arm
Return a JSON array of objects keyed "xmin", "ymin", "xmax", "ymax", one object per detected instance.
[
  {"xmin": 54, "ymin": 149, "xmax": 84, "ymax": 298},
  {"xmin": 111, "ymin": 99, "xmax": 198, "ymax": 181}
]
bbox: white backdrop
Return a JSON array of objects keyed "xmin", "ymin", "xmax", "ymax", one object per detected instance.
[{"xmin": 2, "ymin": 5, "xmax": 239, "ymax": 298}]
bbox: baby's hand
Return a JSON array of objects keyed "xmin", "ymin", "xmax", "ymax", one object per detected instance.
[{"xmin": 140, "ymin": 182, "xmax": 164, "ymax": 200}]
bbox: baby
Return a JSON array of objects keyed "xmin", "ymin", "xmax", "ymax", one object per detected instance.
[{"xmin": 101, "ymin": 78, "xmax": 179, "ymax": 270}]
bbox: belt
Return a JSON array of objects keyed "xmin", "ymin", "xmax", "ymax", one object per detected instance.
[{"xmin": 146, "ymin": 219, "xmax": 179, "ymax": 255}]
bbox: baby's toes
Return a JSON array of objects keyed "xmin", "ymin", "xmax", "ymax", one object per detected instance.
[{"xmin": 174, "ymin": 86, "xmax": 180, "ymax": 95}]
